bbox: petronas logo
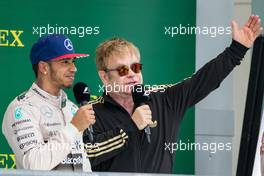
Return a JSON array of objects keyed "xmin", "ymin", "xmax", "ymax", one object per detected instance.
[{"xmin": 14, "ymin": 107, "xmax": 22, "ymax": 119}]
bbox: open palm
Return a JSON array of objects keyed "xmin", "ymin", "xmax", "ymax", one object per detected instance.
[{"xmin": 232, "ymin": 15, "xmax": 263, "ymax": 48}]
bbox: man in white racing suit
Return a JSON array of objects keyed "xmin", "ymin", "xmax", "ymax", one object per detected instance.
[{"xmin": 2, "ymin": 34, "xmax": 95, "ymax": 171}]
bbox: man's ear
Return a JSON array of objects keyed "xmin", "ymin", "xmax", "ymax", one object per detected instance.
[
  {"xmin": 98, "ymin": 70, "xmax": 109, "ymax": 85},
  {"xmin": 38, "ymin": 61, "xmax": 49, "ymax": 75}
]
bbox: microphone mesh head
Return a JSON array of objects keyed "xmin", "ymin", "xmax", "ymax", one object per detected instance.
[
  {"xmin": 73, "ymin": 82, "xmax": 90, "ymax": 104},
  {"xmin": 132, "ymin": 84, "xmax": 149, "ymax": 106}
]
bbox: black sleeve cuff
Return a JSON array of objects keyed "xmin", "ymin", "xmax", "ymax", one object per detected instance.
[{"xmin": 230, "ymin": 40, "xmax": 249, "ymax": 59}]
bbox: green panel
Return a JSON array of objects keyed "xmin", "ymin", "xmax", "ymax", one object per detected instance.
[{"xmin": 0, "ymin": 0, "xmax": 195, "ymax": 173}]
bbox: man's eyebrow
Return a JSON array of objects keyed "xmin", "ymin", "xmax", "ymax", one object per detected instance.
[{"xmin": 60, "ymin": 58, "xmax": 76, "ymax": 61}]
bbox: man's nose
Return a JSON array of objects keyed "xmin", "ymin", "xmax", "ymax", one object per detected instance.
[
  {"xmin": 69, "ymin": 62, "xmax": 77, "ymax": 72},
  {"xmin": 126, "ymin": 68, "xmax": 136, "ymax": 77}
]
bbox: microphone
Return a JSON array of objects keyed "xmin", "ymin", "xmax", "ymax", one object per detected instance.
[
  {"xmin": 73, "ymin": 82, "xmax": 94, "ymax": 143},
  {"xmin": 132, "ymin": 84, "xmax": 151, "ymax": 144}
]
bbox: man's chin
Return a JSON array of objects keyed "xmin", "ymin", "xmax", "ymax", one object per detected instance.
[
  {"xmin": 120, "ymin": 91, "xmax": 132, "ymax": 96},
  {"xmin": 63, "ymin": 83, "xmax": 73, "ymax": 89},
  {"xmin": 108, "ymin": 90, "xmax": 131, "ymax": 96}
]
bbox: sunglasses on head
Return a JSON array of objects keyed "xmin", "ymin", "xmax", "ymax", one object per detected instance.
[{"xmin": 104, "ymin": 63, "xmax": 142, "ymax": 76}]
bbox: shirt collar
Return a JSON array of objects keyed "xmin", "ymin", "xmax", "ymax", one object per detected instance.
[
  {"xmin": 30, "ymin": 82, "xmax": 67, "ymax": 108},
  {"xmin": 102, "ymin": 92, "xmax": 120, "ymax": 107}
]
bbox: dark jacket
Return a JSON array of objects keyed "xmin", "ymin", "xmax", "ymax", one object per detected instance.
[{"xmin": 84, "ymin": 40, "xmax": 248, "ymax": 173}]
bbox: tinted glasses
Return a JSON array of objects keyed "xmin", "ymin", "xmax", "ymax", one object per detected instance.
[{"xmin": 104, "ymin": 63, "xmax": 142, "ymax": 76}]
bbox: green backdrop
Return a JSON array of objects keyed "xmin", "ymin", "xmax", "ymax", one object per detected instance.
[{"xmin": 0, "ymin": 0, "xmax": 196, "ymax": 174}]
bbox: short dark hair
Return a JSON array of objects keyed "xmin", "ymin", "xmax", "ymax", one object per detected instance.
[{"xmin": 32, "ymin": 64, "xmax": 38, "ymax": 78}]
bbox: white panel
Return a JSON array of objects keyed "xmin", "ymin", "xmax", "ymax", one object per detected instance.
[{"xmin": 196, "ymin": 0, "xmax": 234, "ymax": 175}]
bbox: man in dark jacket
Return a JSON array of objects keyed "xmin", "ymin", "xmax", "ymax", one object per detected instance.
[{"xmin": 84, "ymin": 15, "xmax": 262, "ymax": 173}]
